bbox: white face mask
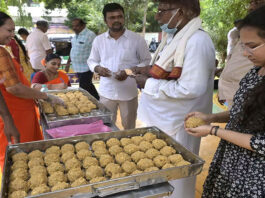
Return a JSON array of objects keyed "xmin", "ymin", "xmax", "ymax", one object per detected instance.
[{"xmin": 160, "ymin": 8, "xmax": 182, "ymax": 34}]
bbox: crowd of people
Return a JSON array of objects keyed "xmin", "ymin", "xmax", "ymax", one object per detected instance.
[{"xmin": 0, "ymin": 0, "xmax": 264, "ymax": 197}]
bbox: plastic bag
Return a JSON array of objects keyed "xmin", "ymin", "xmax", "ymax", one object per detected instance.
[{"xmin": 46, "ymin": 120, "xmax": 112, "ymax": 138}]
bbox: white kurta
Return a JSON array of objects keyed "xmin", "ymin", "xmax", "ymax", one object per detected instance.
[
  {"xmin": 26, "ymin": 29, "xmax": 51, "ymax": 70},
  {"xmin": 226, "ymin": 27, "xmax": 240, "ymax": 57},
  {"xmin": 138, "ymin": 30, "xmax": 216, "ymax": 198},
  {"xmin": 87, "ymin": 29, "xmax": 151, "ymax": 101},
  {"xmin": 219, "ymin": 41, "xmax": 253, "ymax": 109}
]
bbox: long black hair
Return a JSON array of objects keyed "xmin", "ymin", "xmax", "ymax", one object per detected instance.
[
  {"xmin": 13, "ymin": 35, "xmax": 29, "ymax": 63},
  {"xmin": 242, "ymin": 78, "xmax": 265, "ymax": 129},
  {"xmin": 0, "ymin": 11, "xmax": 11, "ymax": 27},
  {"xmin": 239, "ymin": 6, "xmax": 265, "ymax": 129}
]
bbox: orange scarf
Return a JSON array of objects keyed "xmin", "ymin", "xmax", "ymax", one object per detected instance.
[{"xmin": 45, "ymin": 71, "xmax": 69, "ymax": 85}]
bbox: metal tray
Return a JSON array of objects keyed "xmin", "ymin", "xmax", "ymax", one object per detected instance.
[
  {"xmin": 38, "ymin": 88, "xmax": 113, "ymax": 128},
  {"xmin": 1, "ymin": 127, "xmax": 205, "ymax": 198}
]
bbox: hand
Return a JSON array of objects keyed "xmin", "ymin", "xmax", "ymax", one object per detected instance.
[
  {"xmin": 52, "ymin": 83, "xmax": 68, "ymax": 90},
  {"xmin": 131, "ymin": 66, "xmax": 151, "ymax": 76},
  {"xmin": 46, "ymin": 94, "xmax": 65, "ymax": 106},
  {"xmin": 65, "ymin": 63, "xmax": 70, "ymax": 73},
  {"xmin": 134, "ymin": 74, "xmax": 149, "ymax": 89},
  {"xmin": 115, "ymin": 70, "xmax": 128, "ymax": 81},
  {"xmin": 185, "ymin": 125, "xmax": 213, "ymax": 137},
  {"xmin": 185, "ymin": 112, "xmax": 213, "ymax": 126},
  {"xmin": 95, "ymin": 66, "xmax": 111, "ymax": 77},
  {"xmin": 2, "ymin": 116, "xmax": 20, "ymax": 144}
]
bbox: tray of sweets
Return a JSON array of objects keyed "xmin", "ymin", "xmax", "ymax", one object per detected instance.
[
  {"xmin": 1, "ymin": 127, "xmax": 204, "ymax": 198},
  {"xmin": 38, "ymin": 88, "xmax": 112, "ymax": 129}
]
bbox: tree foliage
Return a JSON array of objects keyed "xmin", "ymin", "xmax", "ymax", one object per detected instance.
[
  {"xmin": 41, "ymin": 0, "xmax": 159, "ymax": 33},
  {"xmin": 0, "ymin": 0, "xmax": 8, "ymax": 12},
  {"xmin": 5, "ymin": 0, "xmax": 33, "ymax": 28},
  {"xmin": 64, "ymin": 0, "xmax": 158, "ymax": 34},
  {"xmin": 40, "ymin": 0, "xmax": 252, "ymax": 59},
  {"xmin": 40, "ymin": 0, "xmax": 71, "ymax": 9},
  {"xmin": 200, "ymin": 0, "xmax": 250, "ymax": 62}
]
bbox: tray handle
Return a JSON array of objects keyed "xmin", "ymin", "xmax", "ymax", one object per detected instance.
[{"xmin": 95, "ymin": 180, "xmax": 140, "ymax": 197}]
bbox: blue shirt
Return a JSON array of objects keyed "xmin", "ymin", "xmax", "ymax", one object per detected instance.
[{"xmin": 70, "ymin": 28, "xmax": 96, "ymax": 73}]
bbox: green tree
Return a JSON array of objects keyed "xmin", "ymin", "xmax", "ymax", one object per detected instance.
[
  {"xmin": 6, "ymin": 0, "xmax": 33, "ymax": 28},
  {"xmin": 65, "ymin": 0, "xmax": 105, "ymax": 34},
  {"xmin": 41, "ymin": 0, "xmax": 252, "ymax": 61},
  {"xmin": 0, "ymin": 0, "xmax": 8, "ymax": 12},
  {"xmin": 40, "ymin": 0, "xmax": 71, "ymax": 9},
  {"xmin": 42, "ymin": 0, "xmax": 159, "ymax": 34},
  {"xmin": 200, "ymin": 0, "xmax": 249, "ymax": 64},
  {"xmin": 146, "ymin": 1, "xmax": 160, "ymax": 32}
]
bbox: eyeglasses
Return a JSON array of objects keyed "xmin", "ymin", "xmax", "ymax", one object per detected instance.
[
  {"xmin": 157, "ymin": 8, "xmax": 177, "ymax": 15},
  {"xmin": 240, "ymin": 42, "xmax": 265, "ymax": 55}
]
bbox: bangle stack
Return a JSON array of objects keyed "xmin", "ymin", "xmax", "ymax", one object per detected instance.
[{"xmin": 210, "ymin": 126, "xmax": 220, "ymax": 136}]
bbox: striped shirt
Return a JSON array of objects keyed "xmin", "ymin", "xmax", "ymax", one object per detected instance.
[{"xmin": 70, "ymin": 28, "xmax": 96, "ymax": 73}]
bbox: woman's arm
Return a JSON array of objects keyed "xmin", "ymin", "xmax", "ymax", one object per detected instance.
[
  {"xmin": 31, "ymin": 71, "xmax": 47, "ymax": 90},
  {"xmin": 7, "ymin": 83, "xmax": 48, "ymax": 99},
  {"xmin": 217, "ymin": 128, "xmax": 253, "ymax": 151},
  {"xmin": 0, "ymin": 92, "xmax": 20, "ymax": 143},
  {"xmin": 7, "ymin": 83, "xmax": 65, "ymax": 106},
  {"xmin": 0, "ymin": 47, "xmax": 64, "ymax": 104},
  {"xmin": 209, "ymin": 111, "xmax": 230, "ymax": 123},
  {"xmin": 31, "ymin": 83, "xmax": 42, "ymax": 90},
  {"xmin": 185, "ymin": 125, "xmax": 261, "ymax": 153},
  {"xmin": 31, "ymin": 83, "xmax": 67, "ymax": 90}
]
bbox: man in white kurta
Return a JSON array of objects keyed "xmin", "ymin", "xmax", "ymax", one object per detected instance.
[
  {"xmin": 135, "ymin": 2, "xmax": 216, "ymax": 197},
  {"xmin": 138, "ymin": 29, "xmax": 215, "ymax": 151},
  {"xmin": 26, "ymin": 21, "xmax": 52, "ymax": 71},
  {"xmin": 139, "ymin": 31, "xmax": 215, "ymax": 198},
  {"xmin": 88, "ymin": 3, "xmax": 151, "ymax": 129}
]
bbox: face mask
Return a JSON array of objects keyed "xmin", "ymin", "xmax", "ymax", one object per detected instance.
[{"xmin": 160, "ymin": 9, "xmax": 182, "ymax": 34}]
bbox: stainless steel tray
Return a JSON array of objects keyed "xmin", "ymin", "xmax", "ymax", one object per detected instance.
[
  {"xmin": 93, "ymin": 182, "xmax": 174, "ymax": 198},
  {"xmin": 40, "ymin": 114, "xmax": 120, "ymax": 140},
  {"xmin": 1, "ymin": 127, "xmax": 205, "ymax": 198},
  {"xmin": 38, "ymin": 88, "xmax": 113, "ymax": 128}
]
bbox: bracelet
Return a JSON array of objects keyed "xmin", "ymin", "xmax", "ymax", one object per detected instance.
[
  {"xmin": 209, "ymin": 126, "xmax": 215, "ymax": 135},
  {"xmin": 213, "ymin": 126, "xmax": 220, "ymax": 136}
]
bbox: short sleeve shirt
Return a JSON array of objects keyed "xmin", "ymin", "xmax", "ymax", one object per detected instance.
[{"xmin": 70, "ymin": 28, "xmax": 96, "ymax": 73}]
